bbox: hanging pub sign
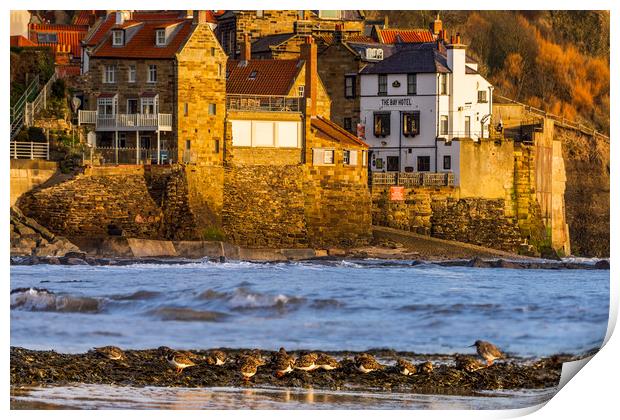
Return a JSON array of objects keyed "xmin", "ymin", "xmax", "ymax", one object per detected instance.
[{"xmin": 357, "ymin": 123, "xmax": 365, "ymax": 140}]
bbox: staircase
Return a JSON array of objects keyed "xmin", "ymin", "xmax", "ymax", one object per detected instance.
[{"xmin": 10, "ymin": 73, "xmax": 58, "ymax": 140}]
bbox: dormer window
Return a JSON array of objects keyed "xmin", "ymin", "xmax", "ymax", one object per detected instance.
[
  {"xmin": 155, "ymin": 29, "xmax": 166, "ymax": 46},
  {"xmin": 366, "ymin": 48, "xmax": 383, "ymax": 61},
  {"xmin": 112, "ymin": 30, "xmax": 124, "ymax": 46},
  {"xmin": 248, "ymin": 70, "xmax": 258, "ymax": 80}
]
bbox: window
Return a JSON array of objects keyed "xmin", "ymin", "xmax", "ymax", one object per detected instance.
[
  {"xmin": 156, "ymin": 29, "xmax": 166, "ymax": 46},
  {"xmin": 97, "ymin": 97, "xmax": 115, "ymax": 116},
  {"xmin": 402, "ymin": 111, "xmax": 420, "ymax": 137},
  {"xmin": 343, "ymin": 150, "xmax": 358, "ymax": 166},
  {"xmin": 218, "ymin": 63, "xmax": 222, "ymax": 77},
  {"xmin": 374, "ymin": 112, "xmax": 390, "ymax": 137},
  {"xmin": 417, "ymin": 156, "xmax": 431, "ymax": 172},
  {"xmin": 343, "ymin": 117, "xmax": 352, "ymax": 132},
  {"xmin": 387, "ymin": 156, "xmax": 399, "ymax": 172},
  {"xmin": 186, "ymin": 139, "xmax": 191, "ymax": 150},
  {"xmin": 407, "ymin": 74, "xmax": 417, "ymax": 95},
  {"xmin": 118, "ymin": 132, "xmax": 127, "ymax": 148},
  {"xmin": 128, "ymin": 65, "xmax": 136, "ymax": 82},
  {"xmin": 366, "ymin": 48, "xmax": 383, "ymax": 60},
  {"xmin": 256, "ymin": 10, "xmax": 264, "ymax": 17},
  {"xmin": 112, "ymin": 30, "xmax": 124, "ymax": 46},
  {"xmin": 465, "ymin": 116, "xmax": 471, "ymax": 137},
  {"xmin": 298, "ymin": 11, "xmax": 305, "ymax": 20},
  {"xmin": 103, "ymin": 65, "xmax": 116, "ymax": 83},
  {"xmin": 127, "ymin": 99, "xmax": 138, "ymax": 114},
  {"xmin": 323, "ymin": 150, "xmax": 335, "ymax": 164},
  {"xmin": 440, "ymin": 115, "xmax": 449, "ymax": 135},
  {"xmin": 378, "ymin": 74, "xmax": 387, "ymax": 95},
  {"xmin": 319, "ymin": 10, "xmax": 342, "ymax": 19},
  {"xmin": 478, "ymin": 90, "xmax": 488, "ymax": 103},
  {"xmin": 141, "ymin": 96, "xmax": 158, "ymax": 114},
  {"xmin": 439, "ymin": 73, "xmax": 448, "ymax": 95},
  {"xmin": 184, "ymin": 103, "xmax": 189, "ymax": 116},
  {"xmin": 211, "ymin": 47, "xmax": 216, "ymax": 56},
  {"xmin": 37, "ymin": 33, "xmax": 57, "ymax": 43},
  {"xmin": 147, "ymin": 65, "xmax": 157, "ymax": 83},
  {"xmin": 208, "ymin": 104, "xmax": 216, "ymax": 115},
  {"xmin": 297, "ymin": 85, "xmax": 305, "ymax": 97},
  {"xmin": 214, "ymin": 139, "xmax": 220, "ymax": 153},
  {"xmin": 140, "ymin": 136, "xmax": 151, "ymax": 149},
  {"xmin": 344, "ymin": 75, "xmax": 356, "ymax": 98},
  {"xmin": 248, "ymin": 70, "xmax": 258, "ymax": 80},
  {"xmin": 443, "ymin": 155, "xmax": 452, "ymax": 170},
  {"xmin": 375, "ymin": 158, "xmax": 384, "ymax": 169}
]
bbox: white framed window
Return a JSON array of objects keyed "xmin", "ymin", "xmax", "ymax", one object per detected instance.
[
  {"xmin": 103, "ymin": 65, "xmax": 116, "ymax": 83},
  {"xmin": 439, "ymin": 73, "xmax": 448, "ymax": 95},
  {"xmin": 297, "ymin": 85, "xmax": 305, "ymax": 97},
  {"xmin": 147, "ymin": 65, "xmax": 157, "ymax": 83},
  {"xmin": 128, "ymin": 65, "xmax": 136, "ymax": 83},
  {"xmin": 440, "ymin": 115, "xmax": 449, "ymax": 135},
  {"xmin": 343, "ymin": 150, "xmax": 350, "ymax": 165},
  {"xmin": 366, "ymin": 48, "xmax": 383, "ymax": 61},
  {"xmin": 208, "ymin": 103, "xmax": 216, "ymax": 115},
  {"xmin": 155, "ymin": 29, "xmax": 166, "ymax": 46},
  {"xmin": 253, "ymin": 121, "xmax": 275, "ymax": 147},
  {"xmin": 112, "ymin": 30, "xmax": 124, "ymax": 46},
  {"xmin": 141, "ymin": 96, "xmax": 159, "ymax": 114},
  {"xmin": 312, "ymin": 148, "xmax": 335, "ymax": 166},
  {"xmin": 97, "ymin": 97, "xmax": 116, "ymax": 116},
  {"xmin": 362, "ymin": 150, "xmax": 368, "ymax": 167},
  {"xmin": 277, "ymin": 122, "xmax": 300, "ymax": 148}
]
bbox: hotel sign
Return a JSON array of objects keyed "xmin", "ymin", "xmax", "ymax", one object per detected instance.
[{"xmin": 381, "ymin": 98, "xmax": 412, "ymax": 107}]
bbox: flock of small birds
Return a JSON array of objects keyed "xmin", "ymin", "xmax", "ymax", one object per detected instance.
[{"xmin": 91, "ymin": 340, "xmax": 506, "ymax": 381}]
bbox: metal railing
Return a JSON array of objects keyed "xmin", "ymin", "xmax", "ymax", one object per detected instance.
[
  {"xmin": 10, "ymin": 76, "xmax": 40, "ymax": 140},
  {"xmin": 85, "ymin": 146, "xmax": 172, "ymax": 165},
  {"xmin": 226, "ymin": 94, "xmax": 303, "ymax": 113},
  {"xmin": 371, "ymin": 171, "xmax": 454, "ymax": 187},
  {"xmin": 10, "ymin": 141, "xmax": 49, "ymax": 160},
  {"xmin": 78, "ymin": 111, "xmax": 173, "ymax": 131},
  {"xmin": 25, "ymin": 73, "xmax": 58, "ymax": 127}
]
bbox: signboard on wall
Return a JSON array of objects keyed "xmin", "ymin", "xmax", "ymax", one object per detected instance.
[{"xmin": 390, "ymin": 186, "xmax": 405, "ymax": 201}]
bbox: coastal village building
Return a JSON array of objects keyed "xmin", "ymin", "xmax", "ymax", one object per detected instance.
[
  {"xmin": 359, "ymin": 36, "xmax": 493, "ymax": 186},
  {"xmin": 77, "ymin": 11, "xmax": 226, "ymax": 166},
  {"xmin": 215, "ymin": 10, "xmax": 365, "ymax": 58}
]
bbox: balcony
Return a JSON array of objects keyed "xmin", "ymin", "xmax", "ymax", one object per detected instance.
[
  {"xmin": 371, "ymin": 172, "xmax": 454, "ymax": 188},
  {"xmin": 226, "ymin": 94, "xmax": 303, "ymax": 113},
  {"xmin": 78, "ymin": 111, "xmax": 172, "ymax": 132}
]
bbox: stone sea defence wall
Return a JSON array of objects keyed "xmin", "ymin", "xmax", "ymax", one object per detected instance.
[
  {"xmin": 18, "ymin": 165, "xmax": 223, "ymax": 242},
  {"xmin": 10, "ymin": 159, "xmax": 58, "ymax": 207},
  {"xmin": 222, "ymin": 165, "xmax": 309, "ymax": 248}
]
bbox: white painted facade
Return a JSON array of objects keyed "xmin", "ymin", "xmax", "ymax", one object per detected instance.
[{"xmin": 359, "ymin": 44, "xmax": 493, "ymax": 186}]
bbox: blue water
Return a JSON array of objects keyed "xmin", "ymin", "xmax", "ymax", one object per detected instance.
[{"xmin": 10, "ymin": 260, "xmax": 609, "ymax": 357}]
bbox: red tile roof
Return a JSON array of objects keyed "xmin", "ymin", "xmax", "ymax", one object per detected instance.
[
  {"xmin": 56, "ymin": 65, "xmax": 82, "ymax": 78},
  {"xmin": 226, "ymin": 59, "xmax": 303, "ymax": 96},
  {"xmin": 90, "ymin": 18, "xmax": 194, "ymax": 59},
  {"xmin": 29, "ymin": 23, "xmax": 89, "ymax": 56},
  {"xmin": 10, "ymin": 35, "xmax": 37, "ymax": 48},
  {"xmin": 311, "ymin": 116, "xmax": 369, "ymax": 148},
  {"xmin": 377, "ymin": 28, "xmax": 435, "ymax": 44}
]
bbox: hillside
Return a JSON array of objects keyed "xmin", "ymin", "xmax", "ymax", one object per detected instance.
[{"xmin": 365, "ymin": 11, "xmax": 610, "ymax": 134}]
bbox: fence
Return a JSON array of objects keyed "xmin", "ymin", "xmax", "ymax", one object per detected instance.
[
  {"xmin": 78, "ymin": 111, "xmax": 173, "ymax": 131},
  {"xmin": 493, "ymin": 93, "xmax": 609, "ymax": 141},
  {"xmin": 10, "ymin": 141, "xmax": 49, "ymax": 160},
  {"xmin": 371, "ymin": 172, "xmax": 454, "ymax": 187},
  {"xmin": 85, "ymin": 146, "xmax": 172, "ymax": 165},
  {"xmin": 226, "ymin": 94, "xmax": 303, "ymax": 113}
]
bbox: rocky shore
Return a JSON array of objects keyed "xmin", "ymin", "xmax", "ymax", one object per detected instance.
[{"xmin": 11, "ymin": 347, "xmax": 581, "ymax": 394}]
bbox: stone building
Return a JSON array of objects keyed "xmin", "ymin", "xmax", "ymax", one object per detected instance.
[
  {"xmin": 77, "ymin": 11, "xmax": 227, "ymax": 166},
  {"xmin": 215, "ymin": 10, "xmax": 365, "ymax": 58}
]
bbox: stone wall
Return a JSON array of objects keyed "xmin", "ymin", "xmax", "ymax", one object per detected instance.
[
  {"xmin": 222, "ymin": 165, "xmax": 308, "ymax": 248},
  {"xmin": 10, "ymin": 159, "xmax": 58, "ymax": 206}
]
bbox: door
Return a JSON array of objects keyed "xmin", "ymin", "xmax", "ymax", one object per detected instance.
[
  {"xmin": 127, "ymin": 99, "xmax": 138, "ymax": 114},
  {"xmin": 387, "ymin": 156, "xmax": 400, "ymax": 172}
]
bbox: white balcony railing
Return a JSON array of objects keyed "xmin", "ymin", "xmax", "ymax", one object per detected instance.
[{"xmin": 78, "ymin": 111, "xmax": 172, "ymax": 131}]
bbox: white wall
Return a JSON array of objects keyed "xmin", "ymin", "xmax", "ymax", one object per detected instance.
[{"xmin": 231, "ymin": 120, "xmax": 301, "ymax": 148}]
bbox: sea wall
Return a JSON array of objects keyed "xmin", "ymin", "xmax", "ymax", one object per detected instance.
[{"xmin": 10, "ymin": 159, "xmax": 58, "ymax": 206}]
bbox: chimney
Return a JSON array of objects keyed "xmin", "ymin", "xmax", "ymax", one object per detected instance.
[
  {"xmin": 240, "ymin": 33, "xmax": 251, "ymax": 62},
  {"xmin": 115, "ymin": 11, "xmax": 125, "ymax": 25},
  {"xmin": 384, "ymin": 15, "xmax": 389, "ymax": 29},
  {"xmin": 431, "ymin": 13, "xmax": 442, "ymax": 35},
  {"xmin": 193, "ymin": 10, "xmax": 208, "ymax": 24},
  {"xmin": 446, "ymin": 32, "xmax": 467, "ymax": 90},
  {"xmin": 333, "ymin": 24, "xmax": 343, "ymax": 43},
  {"xmin": 300, "ymin": 36, "xmax": 318, "ymax": 117}
]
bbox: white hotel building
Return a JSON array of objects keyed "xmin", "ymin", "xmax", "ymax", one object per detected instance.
[{"xmin": 359, "ymin": 39, "xmax": 493, "ymax": 186}]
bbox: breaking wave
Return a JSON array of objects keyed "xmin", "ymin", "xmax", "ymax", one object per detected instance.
[{"xmin": 10, "ymin": 288, "xmax": 103, "ymax": 314}]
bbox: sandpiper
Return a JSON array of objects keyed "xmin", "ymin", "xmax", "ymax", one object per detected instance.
[
  {"xmin": 354, "ymin": 354, "xmax": 383, "ymax": 373},
  {"xmin": 294, "ymin": 353, "xmax": 319, "ymax": 371},
  {"xmin": 158, "ymin": 346, "xmax": 200, "ymax": 360},
  {"xmin": 206, "ymin": 350, "xmax": 227, "ymax": 366},
  {"xmin": 93, "ymin": 346, "xmax": 125, "ymax": 360},
  {"xmin": 273, "ymin": 348, "xmax": 296, "ymax": 378},
  {"xmin": 240, "ymin": 358, "xmax": 260, "ymax": 381},
  {"xmin": 160, "ymin": 348, "xmax": 196, "ymax": 374},
  {"xmin": 396, "ymin": 358, "xmax": 417, "ymax": 376},
  {"xmin": 455, "ymin": 355, "xmax": 485, "ymax": 372},
  {"xmin": 316, "ymin": 353, "xmax": 340, "ymax": 371},
  {"xmin": 470, "ymin": 340, "xmax": 505, "ymax": 366},
  {"xmin": 418, "ymin": 361, "xmax": 433, "ymax": 374}
]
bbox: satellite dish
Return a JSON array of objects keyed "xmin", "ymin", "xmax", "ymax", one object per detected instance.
[{"xmin": 71, "ymin": 96, "xmax": 81, "ymax": 113}]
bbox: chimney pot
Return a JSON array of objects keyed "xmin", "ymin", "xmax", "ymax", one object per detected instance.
[{"xmin": 240, "ymin": 33, "xmax": 251, "ymax": 61}]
